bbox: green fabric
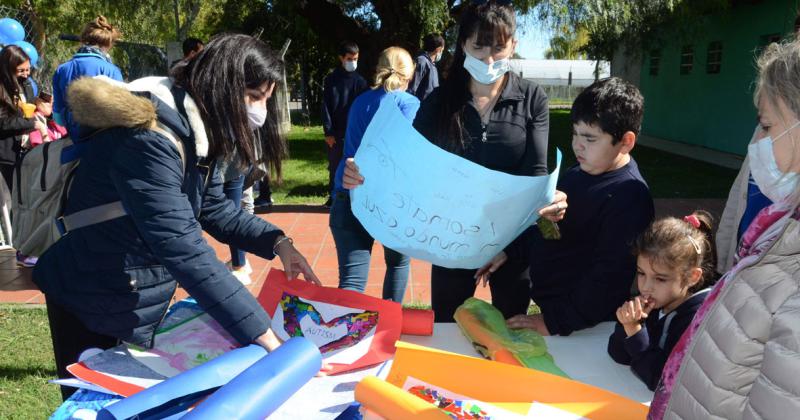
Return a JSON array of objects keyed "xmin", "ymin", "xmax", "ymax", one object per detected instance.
[{"xmin": 455, "ymin": 298, "xmax": 569, "ymax": 378}]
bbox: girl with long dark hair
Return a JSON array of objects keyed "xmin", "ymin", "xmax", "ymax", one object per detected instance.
[
  {"xmin": 34, "ymin": 34, "xmax": 320, "ymax": 399},
  {"xmin": 0, "ymin": 45, "xmax": 46, "ymax": 190}
]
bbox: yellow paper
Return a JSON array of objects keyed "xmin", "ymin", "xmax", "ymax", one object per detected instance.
[
  {"xmin": 378, "ymin": 341, "xmax": 648, "ymax": 420},
  {"xmin": 355, "ymin": 376, "xmax": 449, "ymax": 420}
]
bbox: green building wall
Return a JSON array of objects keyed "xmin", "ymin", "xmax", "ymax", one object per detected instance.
[{"xmin": 638, "ymin": 0, "xmax": 799, "ymax": 156}]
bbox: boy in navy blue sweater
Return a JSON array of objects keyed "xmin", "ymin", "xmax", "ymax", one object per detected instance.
[
  {"xmin": 507, "ymin": 77, "xmax": 655, "ymax": 336},
  {"xmin": 321, "ymin": 41, "xmax": 367, "ymax": 207}
]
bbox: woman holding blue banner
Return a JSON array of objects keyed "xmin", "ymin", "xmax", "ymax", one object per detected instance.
[
  {"xmin": 331, "ymin": 46, "xmax": 419, "ymax": 303},
  {"xmin": 343, "ymin": 0, "xmax": 567, "ymax": 321}
]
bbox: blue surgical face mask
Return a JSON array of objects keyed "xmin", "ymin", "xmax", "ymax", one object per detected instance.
[
  {"xmin": 463, "ymin": 50, "xmax": 510, "ymax": 85},
  {"xmin": 748, "ymin": 121, "xmax": 800, "ymax": 202}
]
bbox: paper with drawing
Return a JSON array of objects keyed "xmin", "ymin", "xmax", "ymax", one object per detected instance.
[
  {"xmin": 352, "ymin": 98, "xmax": 561, "ymax": 269},
  {"xmin": 271, "ymin": 293, "xmax": 379, "ymax": 365}
]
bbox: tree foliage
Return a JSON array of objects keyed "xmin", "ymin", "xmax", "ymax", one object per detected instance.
[
  {"xmin": 536, "ymin": 0, "xmax": 732, "ymax": 62},
  {"xmin": 544, "ymin": 25, "xmax": 588, "ymax": 59}
]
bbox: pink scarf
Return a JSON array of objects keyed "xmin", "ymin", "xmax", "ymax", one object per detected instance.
[{"xmin": 648, "ymin": 201, "xmax": 799, "ymax": 419}]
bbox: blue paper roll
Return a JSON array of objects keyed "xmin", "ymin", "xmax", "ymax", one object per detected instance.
[
  {"xmin": 97, "ymin": 345, "xmax": 268, "ymax": 420},
  {"xmin": 183, "ymin": 337, "xmax": 322, "ymax": 420}
]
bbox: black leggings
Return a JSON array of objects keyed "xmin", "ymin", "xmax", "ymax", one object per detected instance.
[
  {"xmin": 0, "ymin": 163, "xmax": 14, "ymax": 193},
  {"xmin": 431, "ymin": 258, "xmax": 531, "ymax": 322},
  {"xmin": 44, "ymin": 297, "xmax": 118, "ymax": 401}
]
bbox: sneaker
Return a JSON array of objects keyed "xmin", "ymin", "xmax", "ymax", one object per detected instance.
[
  {"xmin": 225, "ymin": 259, "xmax": 253, "ymax": 275},
  {"xmin": 16, "ymin": 251, "xmax": 38, "ymax": 268},
  {"xmin": 231, "ymin": 268, "xmax": 252, "ymax": 286},
  {"xmin": 253, "ymin": 195, "xmax": 274, "ymax": 209}
]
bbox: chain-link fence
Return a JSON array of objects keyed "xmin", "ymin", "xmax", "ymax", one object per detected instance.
[
  {"xmin": 541, "ymin": 85, "xmax": 585, "ymax": 105},
  {"xmin": 0, "ymin": 5, "xmax": 48, "ymax": 88}
]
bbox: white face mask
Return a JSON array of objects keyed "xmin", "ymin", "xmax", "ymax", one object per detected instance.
[
  {"xmin": 463, "ymin": 50, "xmax": 510, "ymax": 85},
  {"xmin": 247, "ymin": 104, "xmax": 267, "ymax": 130},
  {"xmin": 343, "ymin": 60, "xmax": 358, "ymax": 72},
  {"xmin": 748, "ymin": 121, "xmax": 800, "ymax": 202}
]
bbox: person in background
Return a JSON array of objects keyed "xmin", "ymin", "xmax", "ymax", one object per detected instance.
[
  {"xmin": 182, "ymin": 37, "xmax": 204, "ymax": 61},
  {"xmin": 715, "ymin": 127, "xmax": 772, "ymax": 274},
  {"xmin": 27, "ymin": 93, "xmax": 68, "ymax": 149},
  {"xmin": 0, "ymin": 45, "xmax": 46, "ymax": 191},
  {"xmin": 321, "ymin": 41, "xmax": 367, "ymax": 208},
  {"xmin": 330, "ymin": 46, "xmax": 419, "ymax": 303},
  {"xmin": 607, "ymin": 212, "xmax": 717, "ymax": 391},
  {"xmin": 52, "ymin": 15, "xmax": 122, "ymax": 139},
  {"xmin": 407, "ymin": 33, "xmax": 444, "ymax": 102}
]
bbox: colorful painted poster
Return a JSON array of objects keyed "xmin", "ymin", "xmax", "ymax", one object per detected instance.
[
  {"xmin": 259, "ymin": 268, "xmax": 403, "ymax": 374},
  {"xmin": 402, "ymin": 376, "xmax": 524, "ymax": 419},
  {"xmin": 66, "ymin": 307, "xmax": 238, "ymax": 397},
  {"xmin": 359, "ymin": 341, "xmax": 648, "ymax": 420},
  {"xmin": 271, "ymin": 293, "xmax": 379, "ymax": 365},
  {"xmin": 454, "ymin": 297, "xmax": 568, "ymax": 377}
]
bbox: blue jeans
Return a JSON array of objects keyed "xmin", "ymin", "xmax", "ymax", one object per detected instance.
[
  {"xmin": 329, "ymin": 193, "xmax": 410, "ymax": 303},
  {"xmin": 223, "ymin": 174, "xmax": 246, "ymax": 267}
]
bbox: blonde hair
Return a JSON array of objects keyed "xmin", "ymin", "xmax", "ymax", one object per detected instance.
[
  {"xmin": 754, "ymin": 39, "xmax": 800, "ymax": 205},
  {"xmin": 372, "ymin": 47, "xmax": 414, "ymax": 92},
  {"xmin": 80, "ymin": 15, "xmax": 121, "ymax": 49}
]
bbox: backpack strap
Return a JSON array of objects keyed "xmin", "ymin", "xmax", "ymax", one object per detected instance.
[
  {"xmin": 58, "ymin": 201, "xmax": 127, "ymax": 234},
  {"xmin": 56, "ymin": 125, "xmax": 187, "ymax": 236}
]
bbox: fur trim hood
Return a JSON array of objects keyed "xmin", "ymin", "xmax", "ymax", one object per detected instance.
[{"xmin": 67, "ymin": 76, "xmax": 210, "ymax": 157}]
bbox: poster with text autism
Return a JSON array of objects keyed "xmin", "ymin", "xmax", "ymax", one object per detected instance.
[
  {"xmin": 258, "ymin": 269, "xmax": 402, "ymax": 374},
  {"xmin": 351, "ymin": 98, "xmax": 560, "ymax": 269}
]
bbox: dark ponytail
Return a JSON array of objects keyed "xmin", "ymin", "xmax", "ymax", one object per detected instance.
[{"xmin": 688, "ymin": 210, "xmax": 717, "ymax": 292}]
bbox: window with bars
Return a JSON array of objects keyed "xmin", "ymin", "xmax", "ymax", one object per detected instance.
[
  {"xmin": 649, "ymin": 50, "xmax": 661, "ymax": 76},
  {"xmin": 706, "ymin": 41, "xmax": 723, "ymax": 74},
  {"xmin": 680, "ymin": 45, "xmax": 694, "ymax": 75}
]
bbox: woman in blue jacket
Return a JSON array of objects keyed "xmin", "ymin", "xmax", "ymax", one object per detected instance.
[
  {"xmin": 52, "ymin": 15, "xmax": 123, "ymax": 138},
  {"xmin": 330, "ymin": 47, "xmax": 419, "ymax": 303},
  {"xmin": 34, "ymin": 34, "xmax": 319, "ymax": 399}
]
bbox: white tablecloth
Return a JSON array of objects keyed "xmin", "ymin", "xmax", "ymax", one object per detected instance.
[{"xmin": 271, "ymin": 322, "xmax": 653, "ymax": 419}]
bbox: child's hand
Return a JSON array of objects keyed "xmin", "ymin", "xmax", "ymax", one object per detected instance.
[{"xmin": 616, "ymin": 296, "xmax": 653, "ymax": 337}]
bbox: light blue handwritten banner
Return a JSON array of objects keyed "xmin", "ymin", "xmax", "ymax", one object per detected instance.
[{"xmin": 351, "ymin": 98, "xmax": 561, "ymax": 269}]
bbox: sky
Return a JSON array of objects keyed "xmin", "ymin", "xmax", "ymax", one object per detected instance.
[{"xmin": 516, "ymin": 18, "xmax": 551, "ymax": 59}]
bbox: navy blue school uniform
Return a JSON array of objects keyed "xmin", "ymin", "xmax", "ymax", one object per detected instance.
[
  {"xmin": 321, "ymin": 66, "xmax": 367, "ymax": 194},
  {"xmin": 529, "ymin": 159, "xmax": 655, "ymax": 335},
  {"xmin": 607, "ymin": 289, "xmax": 709, "ymax": 390}
]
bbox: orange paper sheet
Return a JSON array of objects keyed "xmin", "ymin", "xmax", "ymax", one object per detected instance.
[{"xmin": 373, "ymin": 341, "xmax": 647, "ymax": 420}]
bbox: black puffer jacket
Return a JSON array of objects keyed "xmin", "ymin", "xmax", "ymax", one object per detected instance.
[{"xmin": 0, "ymin": 79, "xmax": 37, "ymax": 164}]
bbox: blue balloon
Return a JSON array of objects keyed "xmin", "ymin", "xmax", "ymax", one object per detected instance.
[
  {"xmin": 0, "ymin": 18, "xmax": 25, "ymax": 43},
  {"xmin": 11, "ymin": 40, "xmax": 38, "ymax": 67}
]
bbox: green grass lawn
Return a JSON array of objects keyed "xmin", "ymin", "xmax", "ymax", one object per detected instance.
[
  {"xmin": 271, "ymin": 125, "xmax": 329, "ymax": 204},
  {"xmin": 548, "ymin": 109, "xmax": 738, "ymax": 198},
  {"xmin": 275, "ymin": 110, "xmax": 738, "ymax": 204},
  {"xmin": 0, "ymin": 305, "xmax": 60, "ymax": 419}
]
